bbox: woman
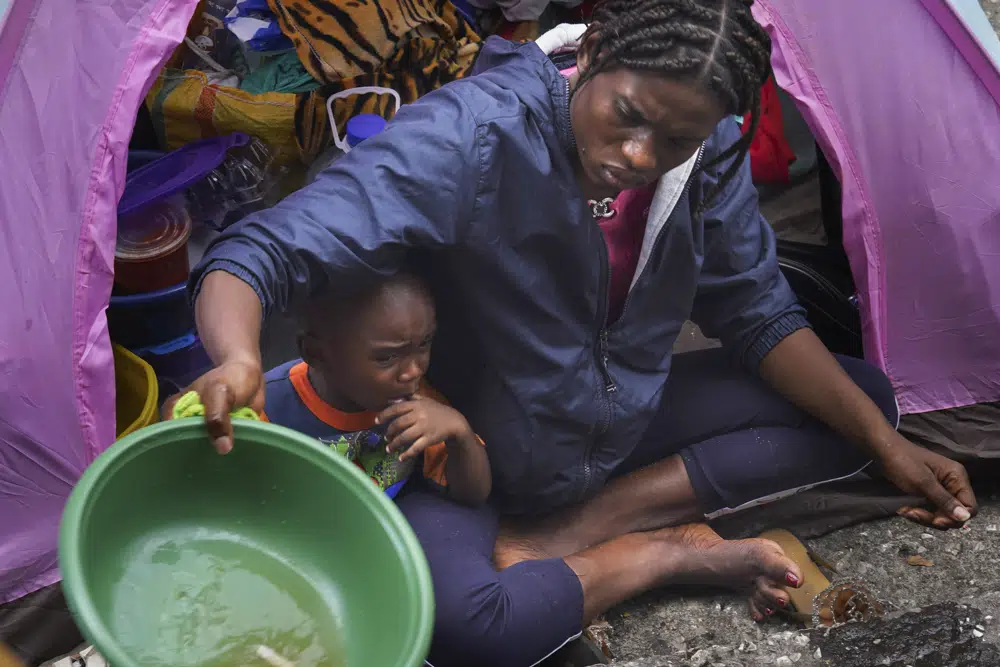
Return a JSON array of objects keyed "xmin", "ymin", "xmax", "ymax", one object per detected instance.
[{"xmin": 173, "ymin": 1, "xmax": 977, "ymax": 665}]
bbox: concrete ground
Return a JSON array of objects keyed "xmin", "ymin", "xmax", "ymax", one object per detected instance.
[{"xmin": 591, "ymin": 499, "xmax": 1000, "ymax": 666}]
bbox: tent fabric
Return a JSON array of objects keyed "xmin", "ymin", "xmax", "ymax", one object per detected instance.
[
  {"xmin": 755, "ymin": 0, "xmax": 1000, "ymax": 415},
  {"xmin": 0, "ymin": 0, "xmax": 197, "ymax": 603}
]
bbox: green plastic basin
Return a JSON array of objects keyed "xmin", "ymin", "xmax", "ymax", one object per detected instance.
[{"xmin": 59, "ymin": 419, "xmax": 433, "ymax": 667}]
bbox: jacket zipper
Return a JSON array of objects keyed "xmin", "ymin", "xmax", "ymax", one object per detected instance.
[
  {"xmin": 578, "ymin": 204, "xmax": 615, "ymax": 499},
  {"xmin": 579, "ymin": 146, "xmax": 705, "ymax": 500},
  {"xmin": 613, "ymin": 146, "xmax": 705, "ymax": 327}
]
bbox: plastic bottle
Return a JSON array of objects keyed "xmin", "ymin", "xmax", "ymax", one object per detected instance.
[{"xmin": 306, "ymin": 86, "xmax": 401, "ymax": 184}]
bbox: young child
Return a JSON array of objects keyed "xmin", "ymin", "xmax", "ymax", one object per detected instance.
[{"xmin": 261, "ymin": 272, "xmax": 491, "ymax": 505}]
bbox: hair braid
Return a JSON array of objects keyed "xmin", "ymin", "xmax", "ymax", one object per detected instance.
[{"xmin": 577, "ymin": 0, "xmax": 773, "ymax": 213}]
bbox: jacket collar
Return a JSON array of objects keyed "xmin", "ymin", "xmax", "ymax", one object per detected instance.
[
  {"xmin": 534, "ymin": 24, "xmax": 587, "ymax": 159},
  {"xmin": 474, "ymin": 34, "xmax": 580, "ymax": 160}
]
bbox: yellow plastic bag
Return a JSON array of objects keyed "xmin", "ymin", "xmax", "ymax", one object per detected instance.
[{"xmin": 145, "ymin": 69, "xmax": 328, "ymax": 168}]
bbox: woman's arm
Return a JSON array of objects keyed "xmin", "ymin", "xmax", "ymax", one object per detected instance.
[
  {"xmin": 166, "ymin": 271, "xmax": 266, "ymax": 454},
  {"xmin": 688, "ymin": 119, "xmax": 809, "ymax": 372},
  {"xmin": 167, "ymin": 87, "xmax": 481, "ymax": 450},
  {"xmin": 188, "ymin": 86, "xmax": 480, "ymax": 318},
  {"xmin": 759, "ymin": 328, "xmax": 976, "ymax": 528},
  {"xmin": 196, "ymin": 271, "xmax": 263, "ymax": 369},
  {"xmin": 689, "ymin": 120, "xmax": 975, "ymax": 529}
]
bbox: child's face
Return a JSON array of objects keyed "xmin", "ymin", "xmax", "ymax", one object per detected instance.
[{"xmin": 306, "ymin": 285, "xmax": 436, "ymax": 412}]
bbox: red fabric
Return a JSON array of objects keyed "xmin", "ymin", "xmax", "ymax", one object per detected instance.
[
  {"xmin": 599, "ymin": 184, "xmax": 656, "ymax": 323},
  {"xmin": 742, "ymin": 75, "xmax": 796, "ymax": 184}
]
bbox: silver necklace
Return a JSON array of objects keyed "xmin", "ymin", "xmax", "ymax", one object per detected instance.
[{"xmin": 588, "ymin": 197, "xmax": 616, "ymax": 220}]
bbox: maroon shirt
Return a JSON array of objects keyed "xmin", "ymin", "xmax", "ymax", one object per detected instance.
[{"xmin": 598, "ymin": 183, "xmax": 657, "ymax": 322}]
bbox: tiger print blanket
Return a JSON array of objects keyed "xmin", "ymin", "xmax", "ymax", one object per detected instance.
[{"xmin": 270, "ymin": 0, "xmax": 481, "ymax": 139}]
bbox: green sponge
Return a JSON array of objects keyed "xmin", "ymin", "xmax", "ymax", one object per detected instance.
[{"xmin": 172, "ymin": 390, "xmax": 260, "ymax": 421}]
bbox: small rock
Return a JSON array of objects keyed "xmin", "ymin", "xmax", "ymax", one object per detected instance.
[
  {"xmin": 921, "ymin": 533, "xmax": 935, "ymax": 540},
  {"xmin": 974, "ymin": 629, "xmax": 985, "ymax": 638},
  {"xmin": 917, "ymin": 545, "xmax": 928, "ymax": 554},
  {"xmin": 814, "ymin": 648, "xmax": 822, "ymax": 659},
  {"xmin": 793, "ymin": 634, "xmax": 809, "ymax": 646},
  {"xmin": 689, "ymin": 648, "xmax": 711, "ymax": 667},
  {"xmin": 906, "ymin": 555, "xmax": 934, "ymax": 567},
  {"xmin": 775, "ymin": 657, "xmax": 792, "ymax": 666},
  {"xmin": 790, "ymin": 653, "xmax": 801, "ymax": 662},
  {"xmin": 986, "ymin": 524, "xmax": 998, "ymax": 532}
]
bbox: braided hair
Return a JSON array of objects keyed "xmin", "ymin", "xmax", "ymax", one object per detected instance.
[{"xmin": 576, "ymin": 0, "xmax": 772, "ymax": 212}]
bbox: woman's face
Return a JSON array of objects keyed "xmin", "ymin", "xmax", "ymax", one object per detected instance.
[{"xmin": 570, "ymin": 43, "xmax": 728, "ymax": 198}]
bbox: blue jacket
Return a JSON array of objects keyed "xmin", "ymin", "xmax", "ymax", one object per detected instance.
[{"xmin": 192, "ymin": 37, "xmax": 808, "ymax": 514}]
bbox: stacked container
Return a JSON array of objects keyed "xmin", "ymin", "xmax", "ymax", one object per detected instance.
[{"xmin": 110, "ymin": 133, "xmax": 278, "ymax": 405}]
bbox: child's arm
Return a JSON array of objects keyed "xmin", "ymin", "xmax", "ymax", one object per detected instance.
[
  {"xmin": 378, "ymin": 396, "xmax": 492, "ymax": 505},
  {"xmin": 441, "ymin": 429, "xmax": 492, "ymax": 506}
]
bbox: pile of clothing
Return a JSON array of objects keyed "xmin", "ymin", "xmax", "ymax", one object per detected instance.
[{"xmin": 148, "ymin": 0, "xmax": 481, "ymax": 167}]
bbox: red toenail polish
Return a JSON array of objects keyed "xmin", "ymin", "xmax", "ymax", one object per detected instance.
[
  {"xmin": 777, "ymin": 599, "xmax": 786, "ymax": 607},
  {"xmin": 786, "ymin": 572, "xmax": 800, "ymax": 586},
  {"xmin": 765, "ymin": 608, "xmax": 773, "ymax": 616}
]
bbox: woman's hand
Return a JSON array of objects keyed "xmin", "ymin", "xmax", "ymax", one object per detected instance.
[
  {"xmin": 377, "ymin": 396, "xmax": 476, "ymax": 461},
  {"xmin": 161, "ymin": 358, "xmax": 265, "ymax": 455},
  {"xmin": 878, "ymin": 434, "xmax": 977, "ymax": 529}
]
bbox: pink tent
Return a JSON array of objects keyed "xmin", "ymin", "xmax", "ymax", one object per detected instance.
[
  {"xmin": 754, "ymin": 0, "xmax": 1000, "ymax": 415},
  {"xmin": 0, "ymin": 0, "xmax": 198, "ymax": 604},
  {"xmin": 0, "ymin": 0, "xmax": 998, "ymax": 605}
]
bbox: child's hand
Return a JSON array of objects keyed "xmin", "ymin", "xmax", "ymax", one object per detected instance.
[{"xmin": 377, "ymin": 395, "xmax": 475, "ymax": 461}]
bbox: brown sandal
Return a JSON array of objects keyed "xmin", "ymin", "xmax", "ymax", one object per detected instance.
[{"xmin": 759, "ymin": 529, "xmax": 888, "ymax": 627}]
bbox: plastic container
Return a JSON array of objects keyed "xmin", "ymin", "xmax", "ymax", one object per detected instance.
[
  {"xmin": 187, "ymin": 135, "xmax": 280, "ymax": 230},
  {"xmin": 135, "ymin": 333, "xmax": 213, "ymax": 402},
  {"xmin": 60, "ymin": 419, "xmax": 434, "ymax": 667},
  {"xmin": 126, "ymin": 149, "xmax": 165, "ymax": 173},
  {"xmin": 113, "ymin": 344, "xmax": 159, "ymax": 439},
  {"xmin": 119, "ymin": 134, "xmax": 248, "ymax": 219},
  {"xmin": 120, "ymin": 133, "xmax": 277, "ymax": 235},
  {"xmin": 306, "ymin": 86, "xmax": 400, "ymax": 184},
  {"xmin": 108, "ymin": 282, "xmax": 194, "ymax": 350},
  {"xmin": 113, "ymin": 198, "xmax": 193, "ymax": 294}
]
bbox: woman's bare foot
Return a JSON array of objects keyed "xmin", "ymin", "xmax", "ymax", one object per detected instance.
[
  {"xmin": 498, "ymin": 522, "xmax": 801, "ymax": 623},
  {"xmin": 648, "ymin": 524, "xmax": 800, "ymax": 622}
]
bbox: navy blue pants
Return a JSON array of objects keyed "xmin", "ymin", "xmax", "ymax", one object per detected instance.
[{"xmin": 400, "ymin": 349, "xmax": 898, "ymax": 667}]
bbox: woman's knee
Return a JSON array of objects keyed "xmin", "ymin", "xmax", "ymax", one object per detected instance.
[
  {"xmin": 428, "ymin": 561, "xmax": 583, "ymax": 667},
  {"xmin": 835, "ymin": 355, "xmax": 899, "ymax": 428},
  {"xmin": 429, "ymin": 580, "xmax": 513, "ymax": 667}
]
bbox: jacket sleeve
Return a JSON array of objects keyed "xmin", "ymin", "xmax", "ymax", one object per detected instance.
[
  {"xmin": 189, "ymin": 86, "xmax": 481, "ymax": 316},
  {"xmin": 690, "ymin": 119, "xmax": 810, "ymax": 372}
]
